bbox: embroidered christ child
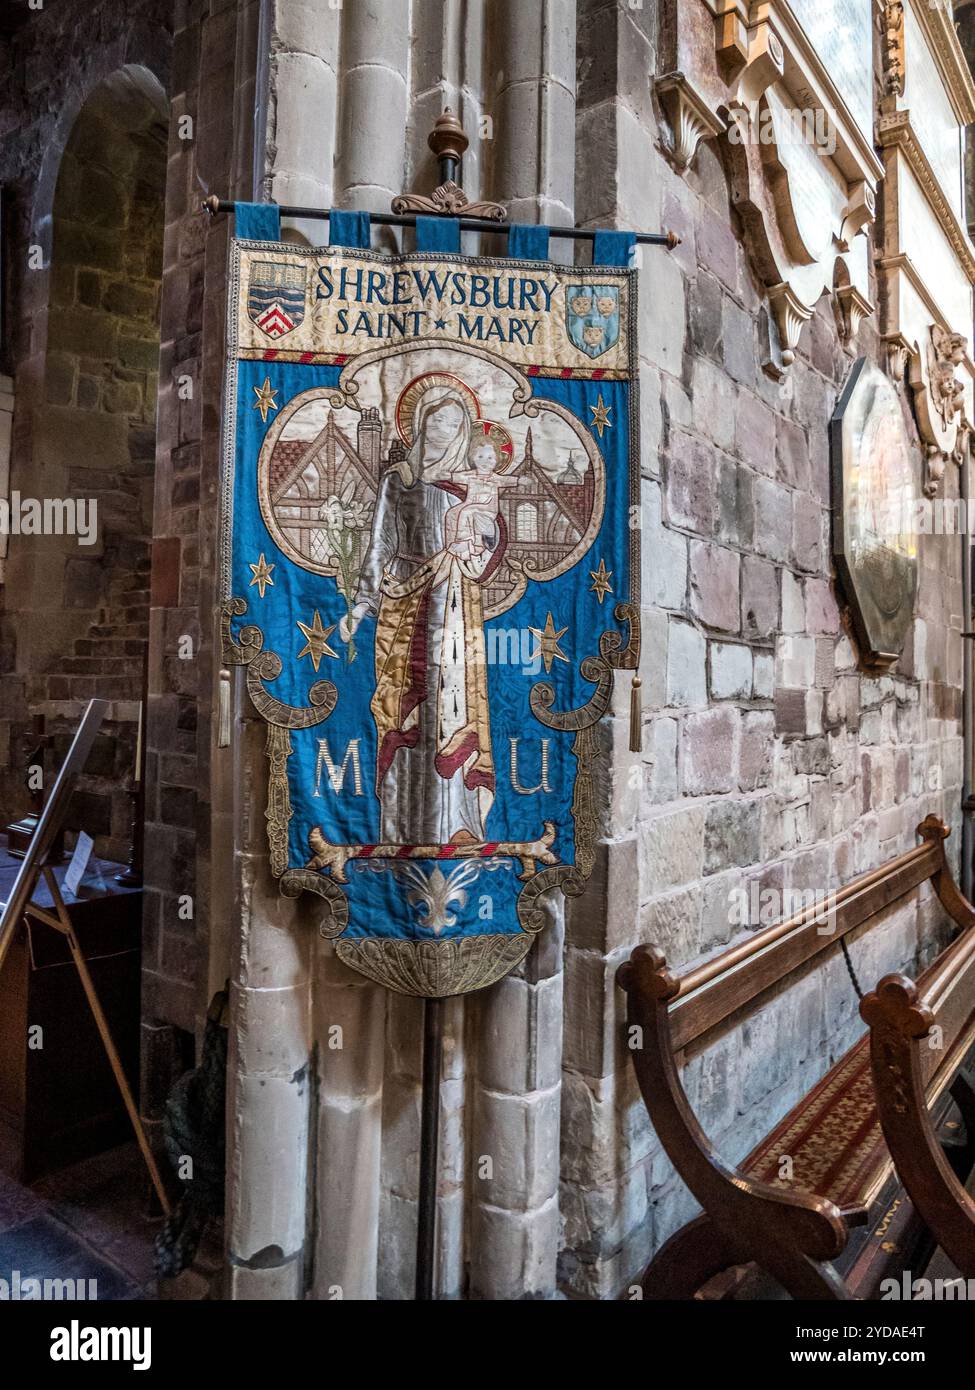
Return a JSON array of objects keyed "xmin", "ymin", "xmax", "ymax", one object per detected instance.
[{"xmin": 444, "ymin": 434, "xmax": 517, "ymax": 560}]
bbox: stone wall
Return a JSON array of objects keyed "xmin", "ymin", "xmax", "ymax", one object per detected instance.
[
  {"xmin": 560, "ymin": 0, "xmax": 965, "ymax": 1297},
  {"xmin": 141, "ymin": 0, "xmax": 261, "ymax": 1124},
  {"xmin": 0, "ymin": 5, "xmax": 171, "ymax": 862},
  {"xmin": 0, "ymin": 0, "xmax": 254, "ymax": 1137},
  {"xmin": 1, "ymin": 0, "xmax": 969, "ymax": 1302}
]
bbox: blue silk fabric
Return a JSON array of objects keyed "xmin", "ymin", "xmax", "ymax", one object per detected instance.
[{"xmin": 221, "ymin": 221, "xmax": 639, "ymax": 994}]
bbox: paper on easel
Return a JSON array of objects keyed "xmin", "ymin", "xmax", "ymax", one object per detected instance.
[{"xmin": 63, "ymin": 831, "xmax": 94, "ymax": 898}]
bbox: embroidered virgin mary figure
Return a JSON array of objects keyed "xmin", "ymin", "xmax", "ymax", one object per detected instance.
[{"xmin": 340, "ymin": 379, "xmax": 498, "ymax": 847}]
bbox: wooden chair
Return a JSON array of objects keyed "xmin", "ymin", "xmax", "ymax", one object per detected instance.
[{"xmin": 617, "ymin": 815, "xmax": 975, "ymax": 1299}]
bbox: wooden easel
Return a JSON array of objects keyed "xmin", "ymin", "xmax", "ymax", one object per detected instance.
[{"xmin": 0, "ymin": 698, "xmax": 170, "ymax": 1214}]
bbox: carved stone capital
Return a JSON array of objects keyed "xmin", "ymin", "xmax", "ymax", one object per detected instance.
[{"xmin": 655, "ymin": 71, "xmax": 726, "ymax": 173}]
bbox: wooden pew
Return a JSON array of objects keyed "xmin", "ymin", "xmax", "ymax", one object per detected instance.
[
  {"xmin": 617, "ymin": 814, "xmax": 975, "ymax": 1300},
  {"xmin": 861, "ymin": 847, "xmax": 975, "ymax": 1276}
]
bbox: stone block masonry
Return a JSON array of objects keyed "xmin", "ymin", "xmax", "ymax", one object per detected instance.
[
  {"xmin": 563, "ymin": 0, "xmax": 965, "ymax": 1300},
  {"xmin": 0, "ymin": 0, "xmax": 965, "ymax": 1306}
]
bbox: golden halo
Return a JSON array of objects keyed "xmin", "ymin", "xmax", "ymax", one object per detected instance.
[
  {"xmin": 470, "ymin": 419, "xmax": 515, "ymax": 470},
  {"xmin": 395, "ymin": 372, "xmax": 481, "ymax": 445}
]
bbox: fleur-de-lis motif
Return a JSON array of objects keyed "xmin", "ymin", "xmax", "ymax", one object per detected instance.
[{"xmin": 399, "ymin": 860, "xmax": 484, "ymax": 933}]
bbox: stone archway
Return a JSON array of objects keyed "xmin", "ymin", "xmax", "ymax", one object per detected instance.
[{"xmin": 7, "ymin": 66, "xmax": 168, "ymax": 861}]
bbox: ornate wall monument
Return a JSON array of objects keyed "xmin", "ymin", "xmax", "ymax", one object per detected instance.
[
  {"xmin": 655, "ymin": 0, "xmax": 881, "ymax": 376},
  {"xmin": 831, "ymin": 356, "xmax": 918, "ymax": 670},
  {"xmin": 876, "ymin": 0, "xmax": 975, "ymax": 496}
]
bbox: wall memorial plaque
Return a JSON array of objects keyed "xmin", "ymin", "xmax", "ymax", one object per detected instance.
[
  {"xmin": 786, "ymin": 0, "xmax": 873, "ymax": 140},
  {"xmin": 831, "ymin": 357, "xmax": 918, "ymax": 671},
  {"xmin": 220, "ymin": 232, "xmax": 640, "ymax": 997},
  {"xmin": 654, "ymin": 0, "xmax": 881, "ymax": 375}
]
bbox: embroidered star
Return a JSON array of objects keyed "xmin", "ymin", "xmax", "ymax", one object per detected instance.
[
  {"xmin": 296, "ymin": 610, "xmax": 338, "ymax": 670},
  {"xmin": 528, "ymin": 612, "xmax": 570, "ymax": 675},
  {"xmin": 248, "ymin": 552, "xmax": 275, "ymax": 598},
  {"xmin": 590, "ymin": 558, "xmax": 613, "ymax": 605},
  {"xmin": 434, "ymin": 318, "xmax": 448, "ymax": 330},
  {"xmin": 253, "ymin": 376, "xmax": 278, "ymax": 424},
  {"xmin": 589, "ymin": 393, "xmax": 612, "ymax": 438}
]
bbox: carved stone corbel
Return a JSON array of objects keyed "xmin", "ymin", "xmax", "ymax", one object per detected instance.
[
  {"xmin": 839, "ymin": 182, "xmax": 877, "ymax": 250},
  {"xmin": 737, "ymin": 20, "xmax": 786, "ymax": 107},
  {"xmin": 656, "ymin": 71, "xmax": 727, "ymax": 172},
  {"xmin": 836, "ymin": 284, "xmax": 874, "ymax": 347},
  {"xmin": 766, "ymin": 282, "xmax": 813, "ymax": 377},
  {"xmin": 921, "ymin": 445, "xmax": 945, "ymax": 499},
  {"xmin": 883, "ymin": 332, "xmax": 913, "ymax": 380}
]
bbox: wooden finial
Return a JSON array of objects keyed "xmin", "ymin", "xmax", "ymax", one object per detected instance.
[
  {"xmin": 392, "ymin": 108, "xmax": 505, "ymax": 222},
  {"xmin": 427, "ymin": 108, "xmax": 468, "ymax": 172}
]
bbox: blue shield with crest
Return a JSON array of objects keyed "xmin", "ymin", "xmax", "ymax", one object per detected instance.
[{"xmin": 565, "ymin": 284, "xmax": 620, "ymax": 358}]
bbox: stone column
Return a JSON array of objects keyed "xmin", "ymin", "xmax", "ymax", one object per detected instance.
[
  {"xmin": 225, "ymin": 0, "xmax": 341, "ymax": 1300},
  {"xmin": 261, "ymin": 1, "xmax": 341, "ymax": 216},
  {"xmin": 486, "ymin": 0, "xmax": 576, "ymax": 227},
  {"xmin": 560, "ymin": 0, "xmax": 664, "ymax": 1299},
  {"xmin": 334, "ymin": 0, "xmax": 411, "ymax": 216},
  {"xmin": 404, "ymin": 0, "xmax": 488, "ymax": 202},
  {"xmin": 466, "ymin": 0, "xmax": 576, "ymax": 1301},
  {"xmin": 304, "ymin": 0, "xmax": 410, "ymax": 1299},
  {"xmin": 226, "ymin": 692, "xmax": 314, "ymax": 1298}
]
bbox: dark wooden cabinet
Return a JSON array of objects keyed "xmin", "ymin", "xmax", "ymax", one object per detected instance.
[{"xmin": 0, "ymin": 839, "xmax": 142, "ymax": 1181}]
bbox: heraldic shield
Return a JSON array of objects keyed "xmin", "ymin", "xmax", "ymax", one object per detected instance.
[
  {"xmin": 565, "ymin": 283, "xmax": 620, "ymax": 359},
  {"xmin": 247, "ymin": 258, "xmax": 306, "ymax": 338},
  {"xmin": 222, "ymin": 236, "xmax": 640, "ymax": 998}
]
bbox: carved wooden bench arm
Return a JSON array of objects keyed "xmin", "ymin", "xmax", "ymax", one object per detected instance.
[
  {"xmin": 862, "ymin": 966, "xmax": 975, "ymax": 1276},
  {"xmin": 618, "ymin": 947, "xmax": 850, "ymax": 1289}
]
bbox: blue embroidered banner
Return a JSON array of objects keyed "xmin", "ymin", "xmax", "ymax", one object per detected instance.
[{"xmin": 220, "ymin": 231, "xmax": 640, "ymax": 996}]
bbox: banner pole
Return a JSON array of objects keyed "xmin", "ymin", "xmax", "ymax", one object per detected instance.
[
  {"xmin": 415, "ymin": 994, "xmax": 444, "ymax": 1300},
  {"xmin": 202, "ymin": 194, "xmax": 678, "ymax": 248}
]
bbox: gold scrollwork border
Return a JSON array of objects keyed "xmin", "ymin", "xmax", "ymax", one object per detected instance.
[
  {"xmin": 516, "ymin": 601, "xmax": 639, "ymax": 933},
  {"xmin": 221, "ymin": 597, "xmax": 348, "ymax": 930}
]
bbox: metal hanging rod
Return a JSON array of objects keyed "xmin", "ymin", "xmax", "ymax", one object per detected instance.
[{"xmin": 201, "ymin": 196, "xmax": 679, "ymax": 248}]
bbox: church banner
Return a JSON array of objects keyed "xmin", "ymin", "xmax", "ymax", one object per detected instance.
[{"xmin": 220, "ymin": 237, "xmax": 640, "ymax": 997}]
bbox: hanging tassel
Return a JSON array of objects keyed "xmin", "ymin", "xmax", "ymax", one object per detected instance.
[
  {"xmin": 629, "ymin": 673, "xmax": 642, "ymax": 752},
  {"xmin": 218, "ymin": 667, "xmax": 232, "ymax": 748}
]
